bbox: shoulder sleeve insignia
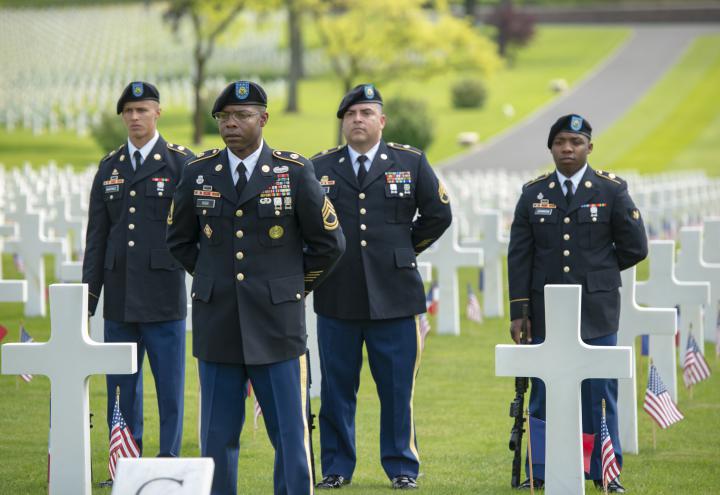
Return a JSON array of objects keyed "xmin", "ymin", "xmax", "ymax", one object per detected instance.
[
  {"xmin": 438, "ymin": 181, "xmax": 450, "ymax": 204},
  {"xmin": 167, "ymin": 142, "xmax": 190, "ymax": 156},
  {"xmin": 188, "ymin": 149, "xmax": 219, "ymax": 166},
  {"xmin": 273, "ymin": 150, "xmax": 306, "ymax": 166},
  {"xmin": 322, "ymin": 196, "xmax": 339, "ymax": 231},
  {"xmin": 387, "ymin": 142, "xmax": 422, "ymax": 155},
  {"xmin": 524, "ymin": 172, "xmax": 550, "ymax": 187},
  {"xmin": 595, "ymin": 169, "xmax": 622, "ymax": 184}
]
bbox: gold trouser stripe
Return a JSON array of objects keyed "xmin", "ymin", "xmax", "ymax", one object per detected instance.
[
  {"xmin": 299, "ymin": 356, "xmax": 314, "ymax": 494},
  {"xmin": 409, "ymin": 316, "xmax": 422, "ymax": 462}
]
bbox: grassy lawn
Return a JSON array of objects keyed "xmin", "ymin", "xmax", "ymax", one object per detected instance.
[
  {"xmin": 0, "ymin": 26, "xmax": 630, "ymax": 169},
  {"xmin": 592, "ymin": 34, "xmax": 720, "ymax": 176},
  {"xmin": 0, "ymin": 262, "xmax": 718, "ymax": 494}
]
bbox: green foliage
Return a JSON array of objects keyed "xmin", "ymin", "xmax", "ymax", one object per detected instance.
[
  {"xmin": 89, "ymin": 112, "xmax": 127, "ymax": 155},
  {"xmin": 201, "ymin": 100, "xmax": 221, "ymax": 135},
  {"xmin": 451, "ymin": 78, "xmax": 488, "ymax": 109},
  {"xmin": 382, "ymin": 98, "xmax": 434, "ymax": 151}
]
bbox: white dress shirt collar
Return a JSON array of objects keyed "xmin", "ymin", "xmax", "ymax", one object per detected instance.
[
  {"xmin": 127, "ymin": 130, "xmax": 160, "ymax": 163},
  {"xmin": 556, "ymin": 163, "xmax": 588, "ymax": 195},
  {"xmin": 347, "ymin": 141, "xmax": 381, "ymax": 175},
  {"xmin": 227, "ymin": 140, "xmax": 264, "ymax": 183}
]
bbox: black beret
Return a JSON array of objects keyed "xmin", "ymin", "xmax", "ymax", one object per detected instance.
[
  {"xmin": 116, "ymin": 81, "xmax": 160, "ymax": 114},
  {"xmin": 211, "ymin": 81, "xmax": 267, "ymax": 116},
  {"xmin": 337, "ymin": 83, "xmax": 383, "ymax": 118},
  {"xmin": 547, "ymin": 114, "xmax": 592, "ymax": 148}
]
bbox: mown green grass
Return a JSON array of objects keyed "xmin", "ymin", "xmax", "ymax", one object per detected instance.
[
  {"xmin": 1, "ymin": 263, "xmax": 718, "ymax": 494},
  {"xmin": 592, "ymin": 34, "xmax": 720, "ymax": 176},
  {"xmin": 0, "ymin": 26, "xmax": 630, "ymax": 169}
]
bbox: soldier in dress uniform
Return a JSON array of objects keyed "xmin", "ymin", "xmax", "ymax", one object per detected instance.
[
  {"xmin": 507, "ymin": 114, "xmax": 648, "ymax": 493},
  {"xmin": 311, "ymin": 84, "xmax": 452, "ymax": 490},
  {"xmin": 166, "ymin": 80, "xmax": 345, "ymax": 495},
  {"xmin": 83, "ymin": 81, "xmax": 194, "ymax": 459}
]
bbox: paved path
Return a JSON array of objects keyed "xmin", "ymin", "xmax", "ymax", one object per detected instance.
[{"xmin": 442, "ymin": 24, "xmax": 720, "ymax": 172}]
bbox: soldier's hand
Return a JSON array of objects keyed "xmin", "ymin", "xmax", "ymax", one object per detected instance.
[{"xmin": 509, "ymin": 318, "xmax": 532, "ymax": 344}]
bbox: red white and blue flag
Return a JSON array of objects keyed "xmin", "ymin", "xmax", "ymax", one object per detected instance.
[
  {"xmin": 419, "ymin": 313, "xmax": 431, "ymax": 351},
  {"xmin": 643, "ymin": 363, "xmax": 683, "ymax": 429},
  {"xmin": 465, "ymin": 284, "xmax": 482, "ymax": 323},
  {"xmin": 19, "ymin": 326, "xmax": 33, "ymax": 382},
  {"xmin": 600, "ymin": 405, "xmax": 621, "ymax": 489},
  {"xmin": 426, "ymin": 282, "xmax": 439, "ymax": 316},
  {"xmin": 683, "ymin": 333, "xmax": 711, "ymax": 387},
  {"xmin": 108, "ymin": 394, "xmax": 140, "ymax": 479}
]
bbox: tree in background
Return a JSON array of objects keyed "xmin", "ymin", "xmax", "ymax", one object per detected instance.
[
  {"xmin": 164, "ymin": 0, "xmax": 246, "ymax": 145},
  {"xmin": 311, "ymin": 0, "xmax": 501, "ymax": 144},
  {"xmin": 284, "ymin": 0, "xmax": 305, "ymax": 113},
  {"xmin": 486, "ymin": 0, "xmax": 536, "ymax": 62}
]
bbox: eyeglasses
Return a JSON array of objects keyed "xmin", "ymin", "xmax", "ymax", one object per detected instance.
[{"xmin": 213, "ymin": 111, "xmax": 262, "ymax": 123}]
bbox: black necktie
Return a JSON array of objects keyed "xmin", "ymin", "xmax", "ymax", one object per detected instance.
[
  {"xmin": 235, "ymin": 162, "xmax": 247, "ymax": 196},
  {"xmin": 357, "ymin": 155, "xmax": 368, "ymax": 187},
  {"xmin": 564, "ymin": 179, "xmax": 574, "ymax": 205},
  {"xmin": 133, "ymin": 150, "xmax": 143, "ymax": 171}
]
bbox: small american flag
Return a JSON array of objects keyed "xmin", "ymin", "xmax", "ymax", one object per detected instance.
[
  {"xmin": 12, "ymin": 253, "xmax": 24, "ymax": 273},
  {"xmin": 600, "ymin": 400, "xmax": 621, "ymax": 489},
  {"xmin": 683, "ymin": 334, "xmax": 711, "ymax": 387},
  {"xmin": 19, "ymin": 326, "xmax": 33, "ymax": 382},
  {"xmin": 248, "ymin": 381, "xmax": 263, "ymax": 430},
  {"xmin": 643, "ymin": 363, "xmax": 683, "ymax": 428},
  {"xmin": 108, "ymin": 393, "xmax": 140, "ymax": 479},
  {"xmin": 426, "ymin": 282, "xmax": 439, "ymax": 316},
  {"xmin": 465, "ymin": 284, "xmax": 482, "ymax": 323},
  {"xmin": 419, "ymin": 313, "xmax": 431, "ymax": 351}
]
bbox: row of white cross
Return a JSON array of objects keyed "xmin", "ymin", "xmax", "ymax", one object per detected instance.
[{"xmin": 1, "ymin": 165, "xmax": 719, "ymax": 493}]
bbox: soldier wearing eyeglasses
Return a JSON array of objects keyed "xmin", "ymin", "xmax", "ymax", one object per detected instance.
[
  {"xmin": 167, "ymin": 80, "xmax": 346, "ymax": 495},
  {"xmin": 83, "ymin": 81, "xmax": 194, "ymax": 462}
]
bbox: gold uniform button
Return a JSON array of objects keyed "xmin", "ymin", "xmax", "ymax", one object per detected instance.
[
  {"xmin": 236, "ymin": 251, "xmax": 244, "ymax": 260},
  {"xmin": 158, "ymin": 191, "xmax": 163, "ymax": 197},
  {"xmin": 274, "ymin": 210, "xmax": 281, "ymax": 216},
  {"xmin": 202, "ymin": 209, "xmax": 207, "ymax": 216},
  {"xmin": 295, "ymin": 293, "xmax": 302, "ymax": 300},
  {"xmin": 564, "ymin": 217, "xmax": 570, "ymax": 224},
  {"xmin": 411, "ymin": 262, "xmax": 416, "ymax": 268},
  {"xmin": 563, "ymin": 250, "xmax": 570, "ymax": 256},
  {"xmin": 359, "ymin": 193, "xmax": 366, "ymax": 200},
  {"xmin": 360, "ymin": 240, "xmax": 367, "ymax": 247},
  {"xmin": 129, "ymin": 206, "xmax": 136, "ymax": 214},
  {"xmin": 236, "ymin": 230, "xmax": 244, "ymax": 239},
  {"xmin": 592, "ymin": 217, "xmax": 597, "ymax": 223},
  {"xmin": 563, "ymin": 266, "xmax": 570, "ymax": 273},
  {"xmin": 128, "ymin": 224, "xmax": 135, "ymax": 230},
  {"xmin": 540, "ymin": 218, "xmax": 545, "ymax": 223},
  {"xmin": 563, "ymin": 234, "xmax": 570, "ymax": 241},
  {"xmin": 191, "ymin": 292, "xmax": 196, "ymax": 298},
  {"xmin": 128, "ymin": 240, "xmax": 135, "ymax": 247},
  {"xmin": 360, "ymin": 208, "xmax": 367, "ymax": 215},
  {"xmin": 360, "ymin": 224, "xmax": 367, "ymax": 231},
  {"xmin": 235, "ymin": 209, "xmax": 243, "ymax": 217},
  {"xmin": 130, "ymin": 190, "xmax": 136, "ymax": 197},
  {"xmin": 236, "ymin": 273, "xmax": 245, "ymax": 281}
]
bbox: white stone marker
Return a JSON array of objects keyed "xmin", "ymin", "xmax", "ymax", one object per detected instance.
[
  {"xmin": 462, "ymin": 210, "xmax": 508, "ymax": 318},
  {"xmin": 59, "ymin": 260, "xmax": 82, "ymax": 282},
  {"xmin": 496, "ymin": 285, "xmax": 632, "ymax": 495},
  {"xmin": 677, "ymin": 226, "xmax": 719, "ymax": 346},
  {"xmin": 635, "ymin": 241, "xmax": 709, "ymax": 402},
  {"xmin": 112, "ymin": 458, "xmax": 214, "ymax": 495},
  {"xmin": 1, "ymin": 284, "xmax": 136, "ymax": 495},
  {"xmin": 617, "ymin": 266, "xmax": 676, "ymax": 455},
  {"xmin": 420, "ymin": 221, "xmax": 483, "ymax": 335},
  {"xmin": 702, "ymin": 217, "xmax": 720, "ymax": 263},
  {"xmin": 0, "ymin": 277, "xmax": 27, "ymax": 303},
  {"xmin": 4, "ymin": 196, "xmax": 65, "ymax": 316},
  {"xmin": 90, "ymin": 289, "xmax": 105, "ymax": 343}
]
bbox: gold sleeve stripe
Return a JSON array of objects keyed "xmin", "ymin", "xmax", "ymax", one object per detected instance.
[
  {"xmin": 509, "ymin": 298, "xmax": 529, "ymax": 303},
  {"xmin": 298, "ymin": 356, "xmax": 314, "ymax": 493}
]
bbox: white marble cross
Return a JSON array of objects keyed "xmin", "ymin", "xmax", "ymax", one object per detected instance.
[
  {"xmin": 702, "ymin": 217, "xmax": 720, "ymax": 263},
  {"xmin": 4, "ymin": 196, "xmax": 66, "ymax": 316},
  {"xmin": 419, "ymin": 221, "xmax": 483, "ymax": 335},
  {"xmin": 1, "ymin": 284, "xmax": 136, "ymax": 495},
  {"xmin": 0, "ymin": 277, "xmax": 27, "ymax": 304},
  {"xmin": 677, "ymin": 226, "xmax": 719, "ymax": 346},
  {"xmin": 46, "ymin": 196, "xmax": 85, "ymax": 258},
  {"xmin": 496, "ymin": 285, "xmax": 632, "ymax": 495},
  {"xmin": 635, "ymin": 241, "xmax": 709, "ymax": 402},
  {"xmin": 617, "ymin": 266, "xmax": 676, "ymax": 454},
  {"xmin": 461, "ymin": 210, "xmax": 508, "ymax": 318}
]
